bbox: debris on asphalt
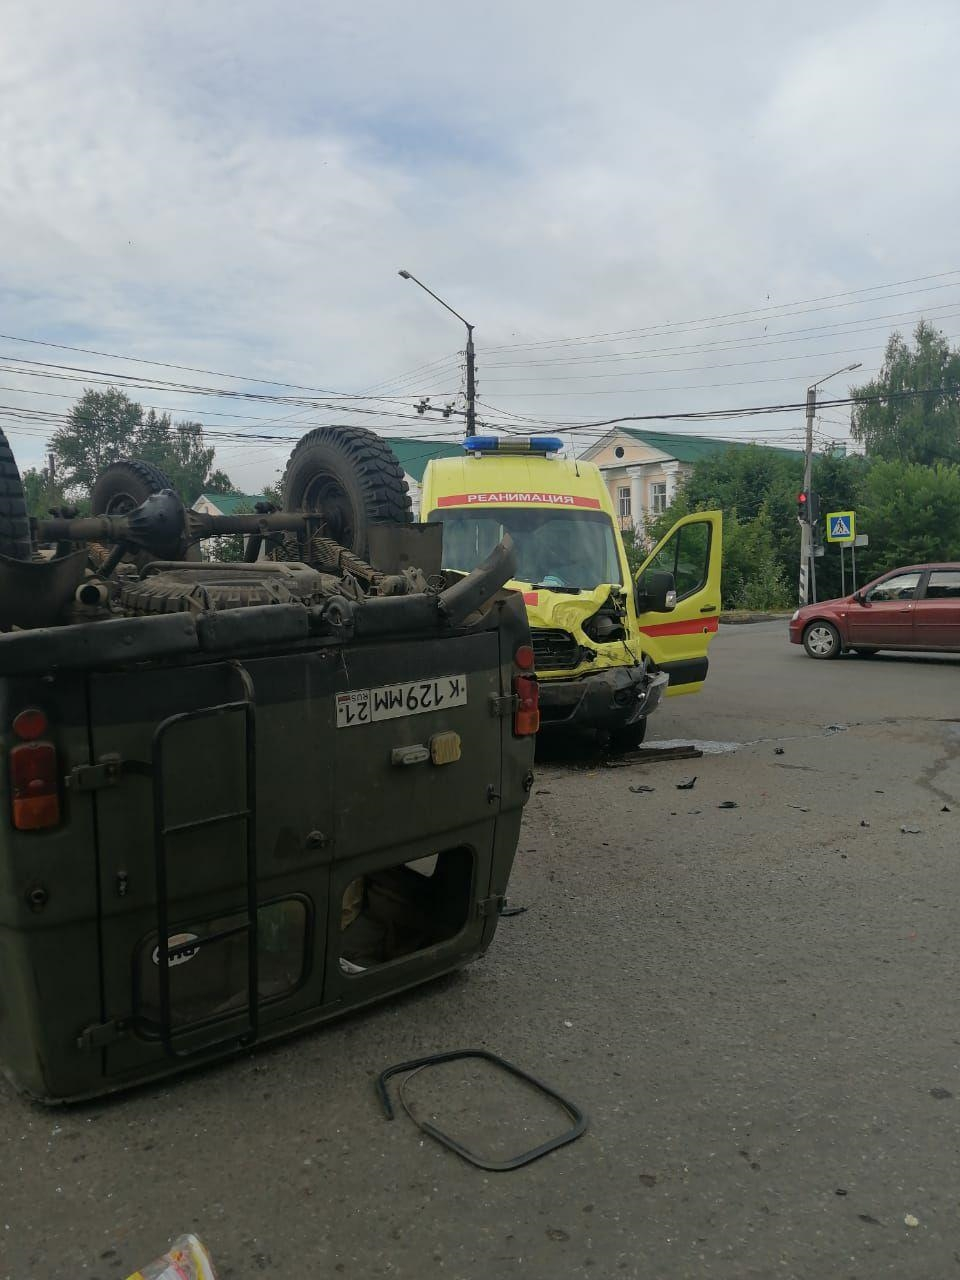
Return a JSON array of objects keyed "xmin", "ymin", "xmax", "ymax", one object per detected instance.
[
  {"xmin": 676, "ymin": 776, "xmax": 698, "ymax": 790},
  {"xmin": 125, "ymin": 1234, "xmax": 217, "ymax": 1280},
  {"xmin": 904, "ymin": 1214, "xmax": 920, "ymax": 1228},
  {"xmin": 825, "ymin": 723, "xmax": 849, "ymax": 734},
  {"xmin": 860, "ymin": 819, "xmax": 870, "ymax": 827},
  {"xmin": 774, "ymin": 747, "xmax": 785, "ymax": 755},
  {"xmin": 628, "ymin": 784, "xmax": 655, "ymax": 794},
  {"xmin": 942, "ymin": 805, "xmax": 951, "ymax": 812},
  {"xmin": 858, "ymin": 1213, "xmax": 882, "ymax": 1226},
  {"xmin": 929, "ymin": 1086, "xmax": 953, "ymax": 1099},
  {"xmin": 787, "ymin": 803, "xmax": 810, "ymax": 812},
  {"xmin": 376, "ymin": 1048, "xmax": 588, "ymax": 1171},
  {"xmin": 607, "ymin": 744, "xmax": 704, "ymax": 766},
  {"xmin": 563, "ymin": 1020, "xmax": 573, "ymax": 1028},
  {"xmin": 499, "ymin": 901, "xmax": 528, "ymax": 918},
  {"xmin": 718, "ymin": 801, "xmax": 739, "ymax": 809},
  {"xmin": 835, "ymin": 1188, "xmax": 848, "ymax": 1196},
  {"xmin": 901, "ymin": 825, "xmax": 922, "ymax": 834}
]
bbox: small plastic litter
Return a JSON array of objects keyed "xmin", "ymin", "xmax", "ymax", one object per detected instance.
[
  {"xmin": 901, "ymin": 825, "xmax": 922, "ymax": 835},
  {"xmin": 675, "ymin": 777, "xmax": 698, "ymax": 790},
  {"xmin": 718, "ymin": 800, "xmax": 738, "ymax": 809},
  {"xmin": 628, "ymin": 785, "xmax": 655, "ymax": 794},
  {"xmin": 125, "ymin": 1235, "xmax": 217, "ymax": 1280},
  {"xmin": 904, "ymin": 1214, "xmax": 920, "ymax": 1228}
]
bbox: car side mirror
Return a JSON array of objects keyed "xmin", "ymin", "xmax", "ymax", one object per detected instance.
[
  {"xmin": 636, "ymin": 570, "xmax": 677, "ymax": 614},
  {"xmin": 853, "ymin": 590, "xmax": 867, "ymax": 605}
]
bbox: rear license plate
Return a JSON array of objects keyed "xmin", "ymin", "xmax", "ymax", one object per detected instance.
[{"xmin": 336, "ymin": 674, "xmax": 468, "ymax": 728}]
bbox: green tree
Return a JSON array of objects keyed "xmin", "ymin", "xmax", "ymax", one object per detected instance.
[
  {"xmin": 21, "ymin": 467, "xmax": 70, "ymax": 517},
  {"xmin": 52, "ymin": 389, "xmax": 144, "ymax": 494},
  {"xmin": 51, "ymin": 389, "xmax": 234, "ymax": 503},
  {"xmin": 850, "ymin": 321, "xmax": 960, "ymax": 465},
  {"xmin": 858, "ymin": 460, "xmax": 960, "ymax": 574}
]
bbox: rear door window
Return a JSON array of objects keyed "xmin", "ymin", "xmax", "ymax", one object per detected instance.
[{"xmin": 924, "ymin": 570, "xmax": 960, "ymax": 599}]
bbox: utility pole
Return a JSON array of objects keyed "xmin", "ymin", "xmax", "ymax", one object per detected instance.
[
  {"xmin": 398, "ymin": 269, "xmax": 477, "ymax": 437},
  {"xmin": 798, "ymin": 362, "xmax": 862, "ymax": 606}
]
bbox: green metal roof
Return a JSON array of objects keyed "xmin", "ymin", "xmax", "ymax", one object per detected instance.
[
  {"xmin": 382, "ymin": 437, "xmax": 464, "ymax": 483},
  {"xmin": 194, "ymin": 492, "xmax": 266, "ymax": 513},
  {"xmin": 618, "ymin": 428, "xmax": 804, "ymax": 463}
]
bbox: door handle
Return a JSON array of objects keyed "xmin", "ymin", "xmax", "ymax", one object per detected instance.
[{"xmin": 700, "ymin": 605, "xmax": 716, "ymax": 613}]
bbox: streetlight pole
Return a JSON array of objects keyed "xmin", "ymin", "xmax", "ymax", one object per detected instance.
[
  {"xmin": 398, "ymin": 269, "xmax": 477, "ymax": 437},
  {"xmin": 799, "ymin": 361, "xmax": 861, "ymax": 606}
]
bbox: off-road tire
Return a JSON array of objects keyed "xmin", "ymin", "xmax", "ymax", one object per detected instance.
[
  {"xmin": 91, "ymin": 459, "xmax": 178, "ymax": 516},
  {"xmin": 91, "ymin": 458, "xmax": 199, "ymax": 563},
  {"xmin": 282, "ymin": 426, "xmax": 412, "ymax": 558},
  {"xmin": 119, "ymin": 567, "xmax": 320, "ymax": 616},
  {"xmin": 0, "ymin": 426, "xmax": 32, "ymax": 561},
  {"xmin": 609, "ymin": 716, "xmax": 648, "ymax": 752},
  {"xmin": 802, "ymin": 620, "xmax": 842, "ymax": 659}
]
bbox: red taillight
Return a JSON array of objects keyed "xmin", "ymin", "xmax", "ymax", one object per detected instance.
[
  {"xmin": 513, "ymin": 673, "xmax": 540, "ymax": 736},
  {"xmin": 514, "ymin": 644, "xmax": 535, "ymax": 672},
  {"xmin": 9, "ymin": 741, "xmax": 60, "ymax": 830},
  {"xmin": 12, "ymin": 707, "xmax": 49, "ymax": 741}
]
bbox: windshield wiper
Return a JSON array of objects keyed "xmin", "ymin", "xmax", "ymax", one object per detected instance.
[{"xmin": 529, "ymin": 583, "xmax": 583, "ymax": 594}]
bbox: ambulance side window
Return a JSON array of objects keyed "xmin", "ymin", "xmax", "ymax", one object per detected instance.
[{"xmin": 649, "ymin": 521, "xmax": 711, "ymax": 600}]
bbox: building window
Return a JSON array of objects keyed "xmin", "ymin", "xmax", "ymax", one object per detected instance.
[
  {"xmin": 617, "ymin": 486, "xmax": 631, "ymax": 519},
  {"xmin": 650, "ymin": 481, "xmax": 667, "ymax": 514}
]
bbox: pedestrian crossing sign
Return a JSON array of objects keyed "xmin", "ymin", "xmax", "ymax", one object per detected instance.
[{"xmin": 826, "ymin": 511, "xmax": 856, "ymax": 543}]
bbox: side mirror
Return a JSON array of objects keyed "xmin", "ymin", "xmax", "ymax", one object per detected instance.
[
  {"xmin": 853, "ymin": 590, "xmax": 867, "ymax": 605},
  {"xmin": 636, "ymin": 570, "xmax": 677, "ymax": 614}
]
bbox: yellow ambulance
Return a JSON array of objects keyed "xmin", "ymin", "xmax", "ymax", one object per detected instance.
[{"xmin": 420, "ymin": 435, "xmax": 722, "ymax": 748}]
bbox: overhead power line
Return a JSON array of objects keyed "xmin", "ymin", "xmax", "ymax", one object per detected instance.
[{"xmin": 483, "ymin": 268, "xmax": 960, "ymax": 354}]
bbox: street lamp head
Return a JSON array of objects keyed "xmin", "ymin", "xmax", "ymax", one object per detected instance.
[
  {"xmin": 398, "ymin": 269, "xmax": 411, "ymax": 279},
  {"xmin": 846, "ymin": 362, "xmax": 862, "ymax": 373}
]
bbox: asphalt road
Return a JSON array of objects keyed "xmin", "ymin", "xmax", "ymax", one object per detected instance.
[{"xmin": 3, "ymin": 623, "xmax": 960, "ymax": 1280}]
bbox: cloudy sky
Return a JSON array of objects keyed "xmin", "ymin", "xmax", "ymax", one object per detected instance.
[{"xmin": 2, "ymin": 0, "xmax": 959, "ymax": 490}]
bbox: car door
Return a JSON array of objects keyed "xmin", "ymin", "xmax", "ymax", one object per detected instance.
[
  {"xmin": 845, "ymin": 571, "xmax": 922, "ymax": 647},
  {"xmin": 633, "ymin": 511, "xmax": 723, "ymax": 694},
  {"xmin": 912, "ymin": 569, "xmax": 960, "ymax": 649}
]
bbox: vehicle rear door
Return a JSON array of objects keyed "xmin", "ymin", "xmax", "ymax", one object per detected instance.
[
  {"xmin": 912, "ymin": 569, "xmax": 960, "ymax": 649},
  {"xmin": 845, "ymin": 571, "xmax": 922, "ymax": 647},
  {"xmin": 634, "ymin": 511, "xmax": 723, "ymax": 693}
]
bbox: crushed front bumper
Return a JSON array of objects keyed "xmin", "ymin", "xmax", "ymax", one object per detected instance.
[{"xmin": 538, "ymin": 664, "xmax": 669, "ymax": 732}]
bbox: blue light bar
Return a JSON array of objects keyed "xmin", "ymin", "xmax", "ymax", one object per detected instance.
[{"xmin": 463, "ymin": 435, "xmax": 564, "ymax": 455}]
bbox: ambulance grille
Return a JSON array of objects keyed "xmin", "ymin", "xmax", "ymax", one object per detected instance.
[{"xmin": 531, "ymin": 628, "xmax": 580, "ymax": 671}]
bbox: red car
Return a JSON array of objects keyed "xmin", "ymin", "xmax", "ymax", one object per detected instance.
[{"xmin": 789, "ymin": 562, "xmax": 960, "ymax": 659}]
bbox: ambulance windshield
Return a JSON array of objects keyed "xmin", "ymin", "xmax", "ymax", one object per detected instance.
[{"xmin": 431, "ymin": 507, "xmax": 622, "ymax": 589}]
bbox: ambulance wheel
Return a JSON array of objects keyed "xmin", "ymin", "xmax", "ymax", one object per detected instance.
[
  {"xmin": 0, "ymin": 426, "xmax": 32, "ymax": 561},
  {"xmin": 609, "ymin": 717, "xmax": 647, "ymax": 752},
  {"xmin": 282, "ymin": 426, "xmax": 411, "ymax": 558}
]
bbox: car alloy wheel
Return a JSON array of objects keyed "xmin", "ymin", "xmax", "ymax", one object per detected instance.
[{"xmin": 803, "ymin": 621, "xmax": 840, "ymax": 659}]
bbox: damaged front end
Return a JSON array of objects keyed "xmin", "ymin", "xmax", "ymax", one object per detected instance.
[{"xmin": 524, "ymin": 584, "xmax": 668, "ymax": 732}]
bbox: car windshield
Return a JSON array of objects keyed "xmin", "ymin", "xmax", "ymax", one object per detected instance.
[{"xmin": 431, "ymin": 507, "xmax": 623, "ymax": 589}]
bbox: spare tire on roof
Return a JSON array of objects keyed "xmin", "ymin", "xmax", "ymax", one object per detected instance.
[
  {"xmin": 119, "ymin": 564, "xmax": 327, "ymax": 616},
  {"xmin": 282, "ymin": 426, "xmax": 412, "ymax": 559}
]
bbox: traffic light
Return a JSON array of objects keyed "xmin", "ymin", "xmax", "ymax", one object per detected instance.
[
  {"xmin": 797, "ymin": 490, "xmax": 809, "ymax": 520},
  {"xmin": 808, "ymin": 491, "xmax": 821, "ymax": 522}
]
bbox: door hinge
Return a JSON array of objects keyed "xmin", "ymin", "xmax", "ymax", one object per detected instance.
[
  {"xmin": 476, "ymin": 894, "xmax": 505, "ymax": 919},
  {"xmin": 488, "ymin": 694, "xmax": 518, "ymax": 718},
  {"xmin": 76, "ymin": 1019, "xmax": 128, "ymax": 1051}
]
